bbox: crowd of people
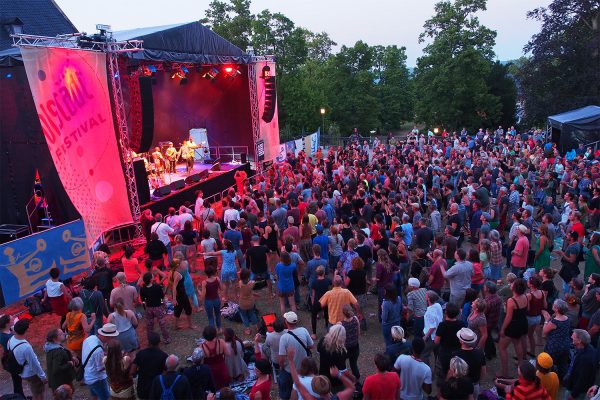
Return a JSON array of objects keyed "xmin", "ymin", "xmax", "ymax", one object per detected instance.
[{"xmin": 1, "ymin": 126, "xmax": 600, "ymax": 400}]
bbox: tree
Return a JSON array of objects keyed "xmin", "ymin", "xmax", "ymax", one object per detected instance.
[
  {"xmin": 374, "ymin": 45, "xmax": 413, "ymax": 130},
  {"xmin": 202, "ymin": 0, "xmax": 253, "ymax": 50},
  {"xmin": 413, "ymin": 0, "xmax": 505, "ymax": 130},
  {"xmin": 517, "ymin": 0, "xmax": 600, "ymax": 126}
]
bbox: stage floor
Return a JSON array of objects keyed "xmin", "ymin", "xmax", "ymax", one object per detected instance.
[{"xmin": 152, "ymin": 160, "xmax": 240, "ymax": 188}]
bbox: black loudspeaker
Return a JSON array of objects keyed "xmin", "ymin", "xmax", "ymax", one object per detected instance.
[
  {"xmin": 170, "ymin": 179, "xmax": 185, "ymax": 191},
  {"xmin": 137, "ymin": 77, "xmax": 155, "ymax": 153},
  {"xmin": 133, "ymin": 159, "xmax": 151, "ymax": 205},
  {"xmin": 261, "ymin": 66, "xmax": 276, "ymax": 123},
  {"xmin": 184, "ymin": 170, "xmax": 209, "ymax": 185},
  {"xmin": 210, "ymin": 163, "xmax": 221, "ymax": 172},
  {"xmin": 240, "ymin": 153, "xmax": 247, "ymax": 163},
  {"xmin": 155, "ymin": 185, "xmax": 171, "ymax": 197}
]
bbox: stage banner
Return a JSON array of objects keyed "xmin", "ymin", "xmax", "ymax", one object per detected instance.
[
  {"xmin": 286, "ymin": 141, "xmax": 296, "ymax": 155},
  {"xmin": 254, "ymin": 60, "xmax": 280, "ymax": 161},
  {"xmin": 304, "ymin": 135, "xmax": 312, "ymax": 157},
  {"xmin": 20, "ymin": 47, "xmax": 133, "ymax": 242},
  {"xmin": 312, "ymin": 130, "xmax": 321, "ymax": 154},
  {"xmin": 0, "ymin": 220, "xmax": 89, "ymax": 305}
]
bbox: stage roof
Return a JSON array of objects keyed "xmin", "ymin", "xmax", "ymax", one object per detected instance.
[
  {"xmin": 114, "ymin": 21, "xmax": 252, "ymax": 65},
  {"xmin": 548, "ymin": 105, "xmax": 600, "ymax": 131},
  {"xmin": 0, "ymin": 0, "xmax": 77, "ymax": 51}
]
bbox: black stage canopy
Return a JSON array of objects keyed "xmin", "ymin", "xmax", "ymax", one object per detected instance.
[
  {"xmin": 113, "ymin": 22, "xmax": 252, "ymax": 65},
  {"xmin": 548, "ymin": 105, "xmax": 600, "ymax": 152}
]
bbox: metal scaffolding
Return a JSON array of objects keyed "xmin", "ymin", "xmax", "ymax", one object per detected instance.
[{"xmin": 12, "ymin": 33, "xmax": 144, "ymax": 240}]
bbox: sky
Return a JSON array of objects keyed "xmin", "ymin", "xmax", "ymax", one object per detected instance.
[{"xmin": 55, "ymin": 0, "xmax": 551, "ymax": 66}]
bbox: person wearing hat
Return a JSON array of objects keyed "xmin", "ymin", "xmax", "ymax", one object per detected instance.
[
  {"xmin": 81, "ymin": 323, "xmax": 119, "ymax": 400},
  {"xmin": 406, "ymin": 278, "xmax": 427, "ymax": 338},
  {"xmin": 453, "ymin": 327, "xmax": 486, "ymax": 399},
  {"xmin": 510, "ymin": 224, "xmax": 530, "ymax": 278},
  {"xmin": 181, "ymin": 347, "xmax": 216, "ymax": 399},
  {"xmin": 277, "ymin": 311, "xmax": 314, "ymax": 400},
  {"xmin": 536, "ymin": 352, "xmax": 559, "ymax": 400}
]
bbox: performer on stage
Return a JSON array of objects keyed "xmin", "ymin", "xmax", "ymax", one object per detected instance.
[
  {"xmin": 165, "ymin": 142, "xmax": 179, "ymax": 174},
  {"xmin": 180, "ymin": 136, "xmax": 197, "ymax": 173},
  {"xmin": 151, "ymin": 146, "xmax": 165, "ymax": 179}
]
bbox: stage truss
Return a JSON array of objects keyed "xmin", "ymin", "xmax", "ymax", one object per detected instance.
[{"xmin": 12, "ymin": 33, "xmax": 144, "ymax": 241}]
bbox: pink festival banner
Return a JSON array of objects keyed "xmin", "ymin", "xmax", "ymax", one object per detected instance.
[
  {"xmin": 254, "ymin": 60, "xmax": 280, "ymax": 162},
  {"xmin": 21, "ymin": 46, "xmax": 133, "ymax": 242}
]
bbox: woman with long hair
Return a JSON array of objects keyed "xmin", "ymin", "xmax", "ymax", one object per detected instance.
[
  {"xmin": 201, "ymin": 239, "xmax": 239, "ymax": 302},
  {"xmin": 374, "ymin": 249, "xmax": 397, "ymax": 322},
  {"xmin": 299, "ymin": 215, "xmax": 314, "ymax": 267},
  {"xmin": 62, "ymin": 297, "xmax": 95, "ymax": 360},
  {"xmin": 107, "ymin": 298, "xmax": 139, "ymax": 353},
  {"xmin": 45, "ymin": 267, "xmax": 70, "ymax": 327},
  {"xmin": 180, "ymin": 219, "xmax": 199, "ymax": 272},
  {"xmin": 585, "ymin": 232, "xmax": 600, "ymax": 280},
  {"xmin": 166, "ymin": 260, "xmax": 194, "ymax": 330},
  {"xmin": 496, "ymin": 360, "xmax": 551, "ymax": 400},
  {"xmin": 524, "ymin": 276, "xmax": 545, "ymax": 357},
  {"xmin": 317, "ymin": 324, "xmax": 348, "ymax": 388},
  {"xmin": 534, "ymin": 224, "xmax": 551, "ymax": 272},
  {"xmin": 201, "ymin": 325, "xmax": 232, "ymax": 390},
  {"xmin": 469, "ymin": 249, "xmax": 484, "ymax": 294},
  {"xmin": 223, "ymin": 328, "xmax": 248, "ymax": 382},
  {"xmin": 499, "ymin": 278, "xmax": 528, "ymax": 378},
  {"xmin": 381, "ymin": 284, "xmax": 403, "ymax": 347},
  {"xmin": 104, "ymin": 341, "xmax": 135, "ymax": 399},
  {"xmin": 328, "ymin": 225, "xmax": 344, "ymax": 275},
  {"xmin": 340, "ymin": 304, "xmax": 361, "ymax": 380},
  {"xmin": 173, "ymin": 250, "xmax": 199, "ymax": 312},
  {"xmin": 489, "ymin": 230, "xmax": 504, "ymax": 281},
  {"xmin": 275, "ymin": 252, "xmax": 297, "ymax": 314}
]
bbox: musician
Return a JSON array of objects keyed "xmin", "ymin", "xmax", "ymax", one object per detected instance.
[
  {"xmin": 180, "ymin": 137, "xmax": 197, "ymax": 173},
  {"xmin": 165, "ymin": 142, "xmax": 179, "ymax": 174},
  {"xmin": 151, "ymin": 146, "xmax": 165, "ymax": 177}
]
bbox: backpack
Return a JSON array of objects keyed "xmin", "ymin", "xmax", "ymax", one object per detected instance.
[
  {"xmin": 159, "ymin": 374, "xmax": 180, "ymax": 400},
  {"xmin": 2, "ymin": 341, "xmax": 27, "ymax": 375}
]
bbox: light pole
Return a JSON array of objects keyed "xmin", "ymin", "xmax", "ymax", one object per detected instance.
[{"xmin": 320, "ymin": 107, "xmax": 326, "ymax": 134}]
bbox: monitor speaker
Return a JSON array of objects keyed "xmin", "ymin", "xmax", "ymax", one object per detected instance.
[
  {"xmin": 133, "ymin": 159, "xmax": 150, "ymax": 205},
  {"xmin": 170, "ymin": 179, "xmax": 185, "ymax": 191},
  {"xmin": 155, "ymin": 185, "xmax": 171, "ymax": 197}
]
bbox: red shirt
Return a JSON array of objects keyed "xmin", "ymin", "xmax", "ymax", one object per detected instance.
[
  {"xmin": 429, "ymin": 258, "xmax": 446, "ymax": 290},
  {"xmin": 512, "ymin": 236, "xmax": 529, "ymax": 268},
  {"xmin": 571, "ymin": 222, "xmax": 585, "ymax": 240},
  {"xmin": 362, "ymin": 371, "xmax": 400, "ymax": 400},
  {"xmin": 506, "ymin": 377, "xmax": 551, "ymax": 400}
]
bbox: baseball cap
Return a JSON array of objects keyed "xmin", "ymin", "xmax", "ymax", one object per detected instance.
[{"xmin": 283, "ymin": 311, "xmax": 298, "ymax": 324}]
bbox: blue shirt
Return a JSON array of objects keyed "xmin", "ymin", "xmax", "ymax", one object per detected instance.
[
  {"xmin": 223, "ymin": 229, "xmax": 243, "ymax": 250},
  {"xmin": 382, "ymin": 297, "xmax": 403, "ymax": 326},
  {"xmin": 305, "ymin": 258, "xmax": 328, "ymax": 286},
  {"xmin": 220, "ymin": 250, "xmax": 237, "ymax": 273},
  {"xmin": 275, "ymin": 263, "xmax": 297, "ymax": 293},
  {"xmin": 401, "ymin": 223, "xmax": 413, "ymax": 246},
  {"xmin": 313, "ymin": 234, "xmax": 329, "ymax": 260}
]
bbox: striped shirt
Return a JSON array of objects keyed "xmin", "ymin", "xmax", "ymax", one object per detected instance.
[
  {"xmin": 490, "ymin": 239, "xmax": 504, "ymax": 266},
  {"xmin": 506, "ymin": 377, "xmax": 551, "ymax": 400},
  {"xmin": 406, "ymin": 288, "xmax": 428, "ymax": 318}
]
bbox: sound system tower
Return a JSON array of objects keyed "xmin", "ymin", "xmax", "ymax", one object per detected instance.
[
  {"xmin": 170, "ymin": 179, "xmax": 186, "ymax": 191},
  {"xmin": 132, "ymin": 159, "xmax": 151, "ymax": 205}
]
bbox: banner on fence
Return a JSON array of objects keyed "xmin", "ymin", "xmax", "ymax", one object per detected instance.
[
  {"xmin": 294, "ymin": 139, "xmax": 304, "ymax": 156},
  {"xmin": 0, "ymin": 220, "xmax": 89, "ymax": 305}
]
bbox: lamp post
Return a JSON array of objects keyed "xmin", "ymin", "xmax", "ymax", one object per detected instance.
[{"xmin": 320, "ymin": 107, "xmax": 326, "ymax": 134}]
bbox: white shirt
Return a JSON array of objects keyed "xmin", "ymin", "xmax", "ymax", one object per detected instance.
[
  {"xmin": 45, "ymin": 279, "xmax": 63, "ymax": 297},
  {"xmin": 423, "ymin": 303, "xmax": 443, "ymax": 340},
  {"xmin": 223, "ymin": 208, "xmax": 240, "ymax": 228},
  {"xmin": 151, "ymin": 221, "xmax": 174, "ymax": 246},
  {"xmin": 178, "ymin": 212, "xmax": 193, "ymax": 227},
  {"xmin": 194, "ymin": 197, "xmax": 204, "ymax": 218},
  {"xmin": 82, "ymin": 335, "xmax": 106, "ymax": 385},
  {"xmin": 7, "ymin": 337, "xmax": 46, "ymax": 379}
]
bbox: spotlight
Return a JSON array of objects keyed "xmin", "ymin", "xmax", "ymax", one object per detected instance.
[
  {"xmin": 224, "ymin": 66, "xmax": 233, "ymax": 73},
  {"xmin": 181, "ymin": 66, "xmax": 189, "ymax": 74},
  {"xmin": 148, "ymin": 65, "xmax": 157, "ymax": 74},
  {"xmin": 5, "ymin": 73, "xmax": 13, "ymax": 78},
  {"xmin": 223, "ymin": 65, "xmax": 241, "ymax": 80}
]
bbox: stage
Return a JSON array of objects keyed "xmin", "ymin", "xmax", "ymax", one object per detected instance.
[{"xmin": 140, "ymin": 161, "xmax": 252, "ymax": 216}]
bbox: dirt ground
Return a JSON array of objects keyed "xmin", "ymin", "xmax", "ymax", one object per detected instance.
[{"xmin": 0, "ymin": 252, "xmax": 569, "ymax": 399}]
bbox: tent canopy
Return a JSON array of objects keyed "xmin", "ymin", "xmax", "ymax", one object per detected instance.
[
  {"xmin": 114, "ymin": 21, "xmax": 252, "ymax": 65},
  {"xmin": 548, "ymin": 105, "xmax": 600, "ymax": 131}
]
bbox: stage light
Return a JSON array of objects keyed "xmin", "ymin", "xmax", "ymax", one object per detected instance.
[
  {"xmin": 5, "ymin": 73, "xmax": 13, "ymax": 78},
  {"xmin": 224, "ymin": 66, "xmax": 233, "ymax": 73},
  {"xmin": 224, "ymin": 65, "xmax": 241, "ymax": 80},
  {"xmin": 181, "ymin": 66, "xmax": 189, "ymax": 74},
  {"xmin": 211, "ymin": 67, "xmax": 219, "ymax": 76},
  {"xmin": 148, "ymin": 65, "xmax": 157, "ymax": 74}
]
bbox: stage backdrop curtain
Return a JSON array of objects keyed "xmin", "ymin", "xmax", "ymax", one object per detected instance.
[
  {"xmin": 254, "ymin": 60, "xmax": 280, "ymax": 161},
  {"xmin": 20, "ymin": 46, "xmax": 133, "ymax": 242}
]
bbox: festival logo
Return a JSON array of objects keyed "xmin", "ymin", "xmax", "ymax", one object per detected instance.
[{"xmin": 0, "ymin": 220, "xmax": 89, "ymax": 304}]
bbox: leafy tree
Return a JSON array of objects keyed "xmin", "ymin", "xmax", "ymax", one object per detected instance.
[
  {"xmin": 414, "ymin": 0, "xmax": 504, "ymax": 130},
  {"xmin": 202, "ymin": 0, "xmax": 253, "ymax": 50},
  {"xmin": 517, "ymin": 0, "xmax": 600, "ymax": 126},
  {"xmin": 487, "ymin": 61, "xmax": 517, "ymax": 128}
]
